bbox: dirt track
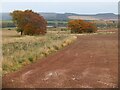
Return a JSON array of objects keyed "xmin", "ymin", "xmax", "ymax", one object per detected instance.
[{"xmin": 3, "ymin": 32, "xmax": 118, "ymax": 88}]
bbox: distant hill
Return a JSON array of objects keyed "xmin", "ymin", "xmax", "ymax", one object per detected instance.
[
  {"xmin": 1, "ymin": 12, "xmax": 118, "ymax": 21},
  {"xmin": 94, "ymin": 13, "xmax": 118, "ymax": 20},
  {"xmin": 68, "ymin": 13, "xmax": 117, "ymax": 21},
  {"xmin": 2, "ymin": 13, "xmax": 12, "ymax": 20}
]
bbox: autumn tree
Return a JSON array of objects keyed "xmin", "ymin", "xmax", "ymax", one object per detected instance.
[
  {"xmin": 10, "ymin": 10, "xmax": 47, "ymax": 35},
  {"xmin": 68, "ymin": 20, "xmax": 97, "ymax": 33}
]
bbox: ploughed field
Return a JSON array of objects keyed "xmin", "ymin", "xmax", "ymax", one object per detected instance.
[{"xmin": 3, "ymin": 29, "xmax": 118, "ymax": 88}]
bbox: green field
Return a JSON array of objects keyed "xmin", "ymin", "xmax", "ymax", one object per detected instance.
[
  {"xmin": 2, "ymin": 20, "xmax": 13, "ymax": 23},
  {"xmin": 47, "ymin": 21, "xmax": 67, "ymax": 23},
  {"xmin": 2, "ymin": 20, "xmax": 67, "ymax": 23},
  {"xmin": 1, "ymin": 20, "xmax": 118, "ymax": 29},
  {"xmin": 1, "ymin": 20, "xmax": 68, "ymax": 28}
]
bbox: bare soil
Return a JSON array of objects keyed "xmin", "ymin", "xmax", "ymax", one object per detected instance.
[{"xmin": 3, "ymin": 30, "xmax": 118, "ymax": 88}]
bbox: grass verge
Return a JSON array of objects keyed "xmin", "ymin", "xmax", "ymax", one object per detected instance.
[{"xmin": 2, "ymin": 30, "xmax": 77, "ymax": 75}]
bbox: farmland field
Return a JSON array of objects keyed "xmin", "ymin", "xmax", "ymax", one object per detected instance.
[
  {"xmin": 1, "ymin": 20, "xmax": 118, "ymax": 29},
  {"xmin": 2, "ymin": 29, "xmax": 118, "ymax": 88}
]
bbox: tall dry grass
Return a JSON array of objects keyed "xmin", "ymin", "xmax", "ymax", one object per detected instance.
[{"xmin": 2, "ymin": 29, "xmax": 77, "ymax": 74}]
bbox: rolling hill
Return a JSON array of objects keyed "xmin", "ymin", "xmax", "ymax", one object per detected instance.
[{"xmin": 1, "ymin": 12, "xmax": 118, "ymax": 21}]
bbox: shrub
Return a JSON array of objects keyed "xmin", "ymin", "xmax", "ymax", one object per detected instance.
[
  {"xmin": 61, "ymin": 28, "xmax": 67, "ymax": 31},
  {"xmin": 8, "ymin": 28, "xmax": 11, "ymax": 30},
  {"xmin": 28, "ymin": 56, "xmax": 33, "ymax": 62},
  {"xmin": 18, "ymin": 58, "xmax": 25, "ymax": 63},
  {"xmin": 68, "ymin": 20, "xmax": 97, "ymax": 33}
]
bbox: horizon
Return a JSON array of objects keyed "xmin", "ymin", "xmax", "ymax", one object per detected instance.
[{"xmin": 1, "ymin": 12, "xmax": 118, "ymax": 15}]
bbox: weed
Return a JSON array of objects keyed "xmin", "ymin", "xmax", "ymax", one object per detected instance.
[
  {"xmin": 28, "ymin": 56, "xmax": 33, "ymax": 62},
  {"xmin": 18, "ymin": 58, "xmax": 25, "ymax": 63}
]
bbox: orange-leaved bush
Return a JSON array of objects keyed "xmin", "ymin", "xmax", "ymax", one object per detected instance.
[
  {"xmin": 10, "ymin": 10, "xmax": 47, "ymax": 35},
  {"xmin": 68, "ymin": 20, "xmax": 97, "ymax": 33}
]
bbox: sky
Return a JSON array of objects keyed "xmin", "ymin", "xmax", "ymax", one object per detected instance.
[
  {"xmin": 1, "ymin": 0, "xmax": 119, "ymax": 14},
  {"xmin": 1, "ymin": 0, "xmax": 119, "ymax": 2}
]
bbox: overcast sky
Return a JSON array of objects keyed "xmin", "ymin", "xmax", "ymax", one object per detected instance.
[
  {"xmin": 1, "ymin": 0, "xmax": 119, "ymax": 2},
  {"xmin": 1, "ymin": 1, "xmax": 119, "ymax": 14}
]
